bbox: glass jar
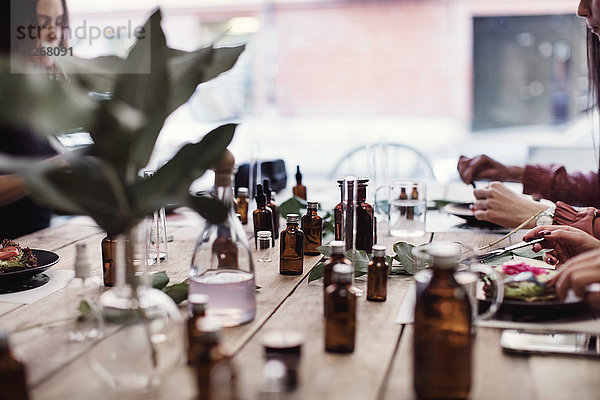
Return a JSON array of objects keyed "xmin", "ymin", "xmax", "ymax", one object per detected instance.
[{"xmin": 257, "ymin": 231, "xmax": 273, "ymax": 263}]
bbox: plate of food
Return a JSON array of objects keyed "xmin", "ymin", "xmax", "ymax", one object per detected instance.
[
  {"xmin": 0, "ymin": 240, "xmax": 60, "ymax": 286},
  {"xmin": 480, "ymin": 261, "xmax": 588, "ymax": 321},
  {"xmin": 444, "ymin": 202, "xmax": 503, "ymax": 228}
]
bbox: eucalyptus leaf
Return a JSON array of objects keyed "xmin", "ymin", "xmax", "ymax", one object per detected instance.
[
  {"xmin": 279, "ymin": 197, "xmax": 307, "ymax": 218},
  {"xmin": 163, "ymin": 282, "xmax": 188, "ymax": 304},
  {"xmin": 186, "ymin": 194, "xmax": 228, "ymax": 225},
  {"xmin": 346, "ymin": 249, "xmax": 371, "ymax": 277},
  {"xmin": 317, "ymin": 245, "xmax": 332, "ymax": 257},
  {"xmin": 148, "ymin": 271, "xmax": 170, "ymax": 290},
  {"xmin": 393, "ymin": 242, "xmax": 417, "ymax": 275},
  {"xmin": 308, "ymin": 260, "xmax": 325, "ymax": 283}
]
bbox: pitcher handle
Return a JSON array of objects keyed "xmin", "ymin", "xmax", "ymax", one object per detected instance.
[
  {"xmin": 469, "ymin": 263, "xmax": 504, "ymax": 320},
  {"xmin": 374, "ymin": 185, "xmax": 389, "ymax": 217}
]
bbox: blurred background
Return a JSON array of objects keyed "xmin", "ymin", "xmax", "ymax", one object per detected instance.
[{"xmin": 65, "ymin": 0, "xmax": 596, "ymax": 201}]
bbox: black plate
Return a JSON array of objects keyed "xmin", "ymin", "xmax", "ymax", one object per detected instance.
[
  {"xmin": 0, "ymin": 249, "xmax": 60, "ymax": 285},
  {"xmin": 479, "ymin": 297, "xmax": 589, "ymax": 322},
  {"xmin": 444, "ymin": 202, "xmax": 503, "ymax": 228}
]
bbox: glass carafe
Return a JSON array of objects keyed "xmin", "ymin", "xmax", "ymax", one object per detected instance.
[{"xmin": 190, "ymin": 150, "xmax": 256, "ymax": 327}]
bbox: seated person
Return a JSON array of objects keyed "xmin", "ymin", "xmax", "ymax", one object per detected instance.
[{"xmin": 523, "ymin": 225, "xmax": 600, "ymax": 310}]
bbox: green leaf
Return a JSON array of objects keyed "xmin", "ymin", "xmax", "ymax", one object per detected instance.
[
  {"xmin": 346, "ymin": 249, "xmax": 371, "ymax": 278},
  {"xmin": 163, "ymin": 282, "xmax": 188, "ymax": 304},
  {"xmin": 186, "ymin": 194, "xmax": 228, "ymax": 225},
  {"xmin": 78, "ymin": 300, "xmax": 92, "ymax": 316},
  {"xmin": 308, "ymin": 260, "xmax": 325, "ymax": 283},
  {"xmin": 393, "ymin": 242, "xmax": 417, "ymax": 275},
  {"xmin": 317, "ymin": 245, "xmax": 332, "ymax": 257},
  {"xmin": 511, "ymin": 247, "xmax": 545, "ymax": 260},
  {"xmin": 150, "ymin": 271, "xmax": 170, "ymax": 290},
  {"xmin": 279, "ymin": 197, "xmax": 307, "ymax": 218},
  {"xmin": 481, "ymin": 253, "xmax": 514, "ymax": 265}
]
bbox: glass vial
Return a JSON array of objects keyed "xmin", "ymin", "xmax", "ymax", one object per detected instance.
[
  {"xmin": 301, "ymin": 201, "xmax": 322, "ymax": 256},
  {"xmin": 279, "ymin": 214, "xmax": 304, "ymax": 275},
  {"xmin": 264, "ymin": 179, "xmax": 280, "ymax": 239},
  {"xmin": 101, "ymin": 234, "xmax": 117, "ymax": 287},
  {"xmin": 0, "ymin": 331, "xmax": 29, "ymax": 400},
  {"xmin": 414, "ymin": 244, "xmax": 472, "ymax": 400},
  {"xmin": 334, "ymin": 178, "xmax": 374, "ymax": 252},
  {"xmin": 235, "ymin": 187, "xmax": 249, "ymax": 225},
  {"xmin": 253, "ymin": 184, "xmax": 275, "ymax": 248},
  {"xmin": 65, "ymin": 243, "xmax": 103, "ymax": 342},
  {"xmin": 187, "ymin": 294, "xmax": 209, "ymax": 365},
  {"xmin": 321, "ymin": 241, "xmax": 351, "ymax": 316},
  {"xmin": 190, "ymin": 150, "xmax": 256, "ymax": 327},
  {"xmin": 257, "ymin": 231, "xmax": 273, "ymax": 263},
  {"xmin": 292, "ymin": 165, "xmax": 307, "ymax": 200},
  {"xmin": 367, "ymin": 245, "xmax": 388, "ymax": 302},
  {"xmin": 325, "ymin": 264, "xmax": 356, "ymax": 353}
]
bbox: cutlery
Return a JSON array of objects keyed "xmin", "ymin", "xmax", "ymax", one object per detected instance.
[{"xmin": 476, "ymin": 236, "xmax": 546, "ymax": 261}]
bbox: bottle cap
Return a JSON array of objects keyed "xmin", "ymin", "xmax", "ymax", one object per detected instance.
[
  {"xmin": 255, "ymin": 184, "xmax": 266, "ymax": 206},
  {"xmin": 195, "ymin": 318, "xmax": 223, "ymax": 343},
  {"xmin": 263, "ymin": 179, "xmax": 272, "ymax": 201},
  {"xmin": 74, "ymin": 243, "xmax": 92, "ymax": 279},
  {"xmin": 286, "ymin": 214, "xmax": 299, "ymax": 224},
  {"xmin": 189, "ymin": 294, "xmax": 209, "ymax": 314},
  {"xmin": 258, "ymin": 230, "xmax": 272, "ymax": 238},
  {"xmin": 427, "ymin": 243, "xmax": 460, "ymax": 269},
  {"xmin": 262, "ymin": 330, "xmax": 304, "ymax": 353},
  {"xmin": 372, "ymin": 245, "xmax": 386, "ymax": 257},
  {"xmin": 212, "ymin": 149, "xmax": 235, "ymax": 187},
  {"xmin": 238, "ymin": 187, "xmax": 248, "ymax": 195},
  {"xmin": 330, "ymin": 241, "xmax": 346, "ymax": 255},
  {"xmin": 332, "ymin": 263, "xmax": 353, "ymax": 283},
  {"xmin": 307, "ymin": 201, "xmax": 318, "ymax": 210}
]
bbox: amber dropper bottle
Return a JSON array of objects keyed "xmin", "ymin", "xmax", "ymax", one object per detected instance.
[
  {"xmin": 301, "ymin": 201, "xmax": 323, "ymax": 255},
  {"xmin": 235, "ymin": 187, "xmax": 249, "ymax": 225},
  {"xmin": 253, "ymin": 184, "xmax": 275, "ymax": 248},
  {"xmin": 367, "ymin": 245, "xmax": 388, "ymax": 301},
  {"xmin": 292, "ymin": 166, "xmax": 307, "ymax": 200},
  {"xmin": 325, "ymin": 263, "xmax": 357, "ymax": 353},
  {"xmin": 263, "ymin": 179, "xmax": 279, "ymax": 239},
  {"xmin": 279, "ymin": 214, "xmax": 304, "ymax": 275}
]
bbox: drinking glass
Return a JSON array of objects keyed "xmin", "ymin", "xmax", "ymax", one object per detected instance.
[{"xmin": 375, "ymin": 180, "xmax": 426, "ymax": 237}]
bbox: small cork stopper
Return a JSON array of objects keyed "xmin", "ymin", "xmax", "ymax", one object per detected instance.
[{"xmin": 213, "ymin": 149, "xmax": 235, "ymax": 186}]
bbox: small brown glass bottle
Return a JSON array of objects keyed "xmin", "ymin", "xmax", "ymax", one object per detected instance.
[
  {"xmin": 325, "ymin": 264, "xmax": 356, "ymax": 353},
  {"xmin": 322, "ymin": 241, "xmax": 352, "ymax": 316},
  {"xmin": 407, "ymin": 183, "xmax": 419, "ymax": 220},
  {"xmin": 263, "ymin": 180, "xmax": 280, "ymax": 239},
  {"xmin": 187, "ymin": 294, "xmax": 209, "ymax": 365},
  {"xmin": 253, "ymin": 184, "xmax": 274, "ymax": 248},
  {"xmin": 292, "ymin": 166, "xmax": 307, "ymax": 200},
  {"xmin": 367, "ymin": 245, "xmax": 388, "ymax": 302},
  {"xmin": 234, "ymin": 187, "xmax": 249, "ymax": 225},
  {"xmin": 101, "ymin": 234, "xmax": 117, "ymax": 287},
  {"xmin": 414, "ymin": 244, "xmax": 472, "ymax": 400},
  {"xmin": 194, "ymin": 318, "xmax": 225, "ymax": 400},
  {"xmin": 334, "ymin": 178, "xmax": 374, "ymax": 252},
  {"xmin": 0, "ymin": 331, "xmax": 29, "ymax": 400},
  {"xmin": 279, "ymin": 214, "xmax": 304, "ymax": 275},
  {"xmin": 301, "ymin": 201, "xmax": 323, "ymax": 255},
  {"xmin": 399, "ymin": 187, "xmax": 408, "ymax": 216}
]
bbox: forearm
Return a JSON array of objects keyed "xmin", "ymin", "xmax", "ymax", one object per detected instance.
[
  {"xmin": 523, "ymin": 165, "xmax": 600, "ymax": 207},
  {"xmin": 0, "ymin": 174, "xmax": 27, "ymax": 206}
]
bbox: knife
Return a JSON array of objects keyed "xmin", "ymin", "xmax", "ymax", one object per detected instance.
[{"xmin": 476, "ymin": 236, "xmax": 546, "ymax": 262}]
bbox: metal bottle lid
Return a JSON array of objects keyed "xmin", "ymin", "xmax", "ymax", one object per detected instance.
[
  {"xmin": 307, "ymin": 201, "xmax": 318, "ymax": 210},
  {"xmin": 332, "ymin": 263, "xmax": 353, "ymax": 283},
  {"xmin": 258, "ymin": 230, "xmax": 272, "ymax": 238},
  {"xmin": 372, "ymin": 245, "xmax": 386, "ymax": 257},
  {"xmin": 238, "ymin": 187, "xmax": 248, "ymax": 195},
  {"xmin": 330, "ymin": 241, "xmax": 346, "ymax": 255},
  {"xmin": 286, "ymin": 214, "xmax": 299, "ymax": 224}
]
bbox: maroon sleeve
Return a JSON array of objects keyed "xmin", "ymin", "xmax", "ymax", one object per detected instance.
[
  {"xmin": 522, "ymin": 164, "xmax": 600, "ymax": 208},
  {"xmin": 553, "ymin": 201, "xmax": 600, "ymax": 240}
]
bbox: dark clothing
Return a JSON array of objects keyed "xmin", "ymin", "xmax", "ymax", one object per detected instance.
[{"xmin": 1, "ymin": 124, "xmax": 56, "ymax": 238}]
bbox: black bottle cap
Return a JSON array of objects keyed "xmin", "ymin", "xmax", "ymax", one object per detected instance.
[
  {"xmin": 295, "ymin": 165, "xmax": 302, "ymax": 184},
  {"xmin": 263, "ymin": 179, "xmax": 272, "ymax": 201},
  {"xmin": 256, "ymin": 184, "xmax": 266, "ymax": 207}
]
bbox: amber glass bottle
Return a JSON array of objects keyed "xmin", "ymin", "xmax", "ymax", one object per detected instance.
[
  {"xmin": 235, "ymin": 187, "xmax": 248, "ymax": 225},
  {"xmin": 414, "ymin": 244, "xmax": 472, "ymax": 400},
  {"xmin": 263, "ymin": 180, "xmax": 279, "ymax": 239},
  {"xmin": 194, "ymin": 319, "xmax": 225, "ymax": 400},
  {"xmin": 301, "ymin": 201, "xmax": 322, "ymax": 255},
  {"xmin": 279, "ymin": 214, "xmax": 304, "ymax": 275},
  {"xmin": 0, "ymin": 331, "xmax": 29, "ymax": 400},
  {"xmin": 334, "ymin": 178, "xmax": 374, "ymax": 252},
  {"xmin": 253, "ymin": 184, "xmax": 274, "ymax": 248},
  {"xmin": 367, "ymin": 245, "xmax": 388, "ymax": 302},
  {"xmin": 187, "ymin": 294, "xmax": 209, "ymax": 365},
  {"xmin": 399, "ymin": 187, "xmax": 408, "ymax": 216},
  {"xmin": 101, "ymin": 235, "xmax": 117, "ymax": 287},
  {"xmin": 292, "ymin": 166, "xmax": 307, "ymax": 200},
  {"xmin": 322, "ymin": 241, "xmax": 351, "ymax": 316},
  {"xmin": 407, "ymin": 183, "xmax": 419, "ymax": 220},
  {"xmin": 325, "ymin": 264, "xmax": 356, "ymax": 353}
]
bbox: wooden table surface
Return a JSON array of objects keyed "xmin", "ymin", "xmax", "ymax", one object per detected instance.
[{"xmin": 3, "ymin": 210, "xmax": 600, "ymax": 400}]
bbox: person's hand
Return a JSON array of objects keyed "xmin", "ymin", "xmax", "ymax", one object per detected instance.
[
  {"xmin": 457, "ymin": 155, "xmax": 524, "ymax": 184},
  {"xmin": 523, "ymin": 225, "xmax": 600, "ymax": 265},
  {"xmin": 471, "ymin": 182, "xmax": 547, "ymax": 228},
  {"xmin": 546, "ymin": 248, "xmax": 600, "ymax": 309}
]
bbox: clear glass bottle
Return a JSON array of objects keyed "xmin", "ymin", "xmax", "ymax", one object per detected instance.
[
  {"xmin": 101, "ymin": 234, "xmax": 117, "ymax": 287},
  {"xmin": 279, "ymin": 214, "xmax": 304, "ymax": 275},
  {"xmin": 257, "ymin": 231, "xmax": 273, "ymax": 263},
  {"xmin": 190, "ymin": 150, "xmax": 256, "ymax": 327},
  {"xmin": 414, "ymin": 244, "xmax": 472, "ymax": 400},
  {"xmin": 325, "ymin": 264, "xmax": 356, "ymax": 353},
  {"xmin": 292, "ymin": 166, "xmax": 307, "ymax": 200},
  {"xmin": 334, "ymin": 178, "xmax": 374, "ymax": 252},
  {"xmin": 301, "ymin": 201, "xmax": 322, "ymax": 256},
  {"xmin": 235, "ymin": 187, "xmax": 249, "ymax": 225},
  {"xmin": 0, "ymin": 331, "xmax": 29, "ymax": 400},
  {"xmin": 253, "ymin": 183, "xmax": 275, "ymax": 248},
  {"xmin": 264, "ymin": 179, "xmax": 280, "ymax": 239},
  {"xmin": 367, "ymin": 245, "xmax": 388, "ymax": 302},
  {"xmin": 321, "ymin": 241, "xmax": 351, "ymax": 316},
  {"xmin": 65, "ymin": 243, "xmax": 103, "ymax": 342},
  {"xmin": 187, "ymin": 294, "xmax": 209, "ymax": 365}
]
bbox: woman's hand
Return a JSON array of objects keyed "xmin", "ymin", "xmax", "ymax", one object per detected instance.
[
  {"xmin": 457, "ymin": 155, "xmax": 524, "ymax": 184},
  {"xmin": 471, "ymin": 182, "xmax": 547, "ymax": 228},
  {"xmin": 523, "ymin": 225, "xmax": 600, "ymax": 265},
  {"xmin": 546, "ymin": 248, "xmax": 600, "ymax": 309}
]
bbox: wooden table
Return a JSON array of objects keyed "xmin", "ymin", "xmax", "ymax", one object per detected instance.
[{"xmin": 3, "ymin": 211, "xmax": 600, "ymax": 400}]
